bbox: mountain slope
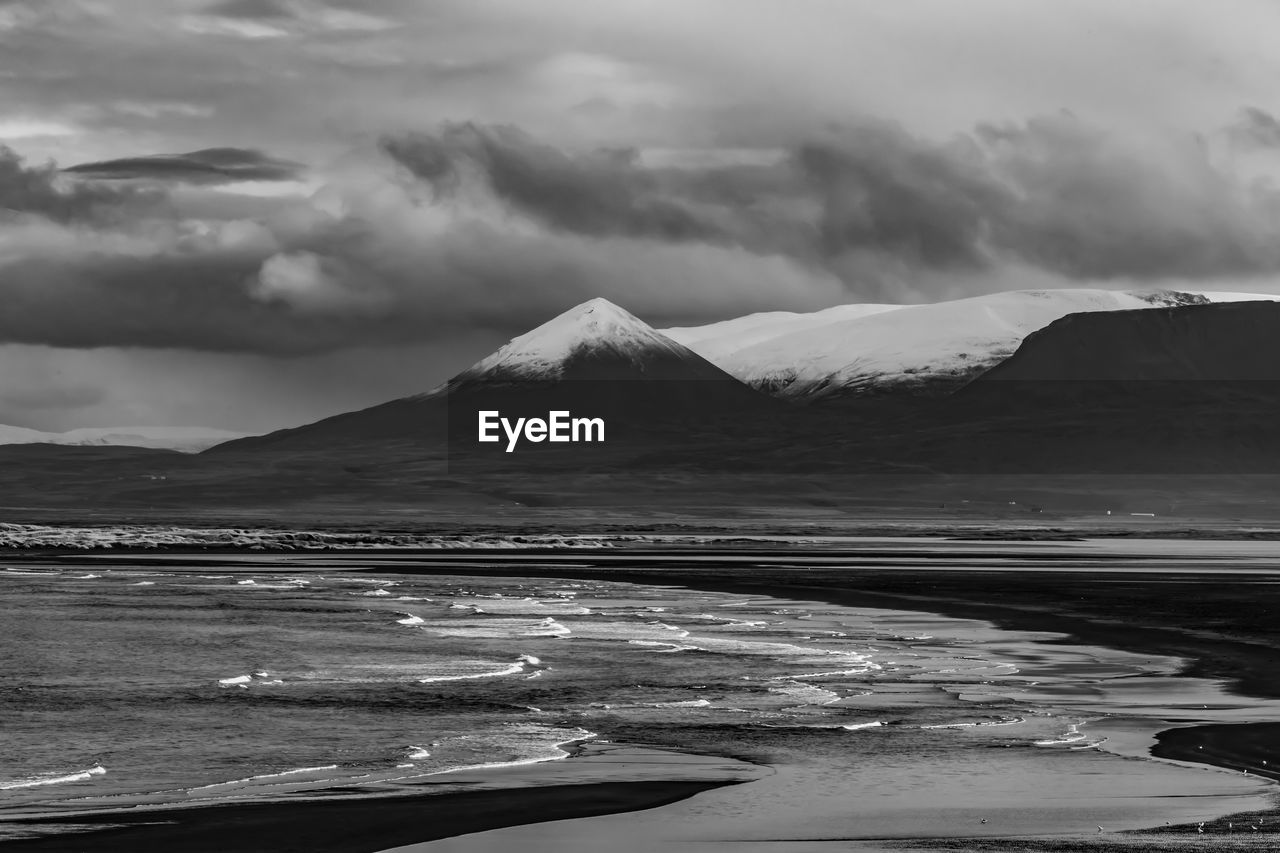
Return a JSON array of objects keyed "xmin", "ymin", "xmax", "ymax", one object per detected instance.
[
  {"xmin": 438, "ymin": 298, "xmax": 743, "ymax": 389},
  {"xmin": 667, "ymin": 289, "xmax": 1273, "ymax": 401},
  {"xmin": 661, "ymin": 303, "xmax": 903, "ymax": 364},
  {"xmin": 212, "ymin": 298, "xmax": 780, "ymax": 457},
  {"xmin": 934, "ymin": 300, "xmax": 1280, "ymax": 473}
]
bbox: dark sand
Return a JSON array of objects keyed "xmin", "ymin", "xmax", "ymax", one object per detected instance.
[{"xmin": 0, "ymin": 782, "xmax": 725, "ymax": 853}]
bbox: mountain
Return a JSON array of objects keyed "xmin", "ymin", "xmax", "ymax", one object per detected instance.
[
  {"xmin": 0, "ymin": 425, "xmax": 247, "ymax": 453},
  {"xmin": 661, "ymin": 303, "xmax": 904, "ymax": 365},
  {"xmin": 935, "ymin": 300, "xmax": 1280, "ymax": 474},
  {"xmin": 212, "ymin": 298, "xmax": 780, "ymax": 459},
  {"xmin": 665, "ymin": 289, "xmax": 1274, "ymax": 401},
  {"xmin": 8, "ymin": 292, "xmax": 1280, "ymax": 515},
  {"xmin": 439, "ymin": 297, "xmax": 747, "ymax": 387}
]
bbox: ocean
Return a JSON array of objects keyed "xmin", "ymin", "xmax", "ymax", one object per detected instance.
[{"xmin": 0, "ymin": 559, "xmax": 1273, "ymax": 845}]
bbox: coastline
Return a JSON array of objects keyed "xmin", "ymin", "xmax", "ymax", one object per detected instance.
[
  {"xmin": 0, "ymin": 782, "xmax": 731, "ymax": 853},
  {"xmin": 7, "ymin": 541, "xmax": 1280, "ymax": 850}
]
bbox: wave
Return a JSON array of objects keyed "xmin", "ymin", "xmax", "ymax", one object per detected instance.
[
  {"xmin": 186, "ymin": 765, "xmax": 340, "ymax": 793},
  {"xmin": 418, "ymin": 655, "xmax": 543, "ymax": 684},
  {"xmin": 425, "ymin": 726, "xmax": 596, "ymax": 778},
  {"xmin": 396, "ymin": 614, "xmax": 426, "ymax": 626},
  {"xmin": 358, "ymin": 589, "xmax": 393, "ymax": 597},
  {"xmin": 405, "ymin": 746, "xmax": 431, "ymax": 760},
  {"xmin": 629, "ymin": 641, "xmax": 698, "ymax": 653},
  {"xmin": 218, "ymin": 672, "xmax": 280, "ymax": 688},
  {"xmin": 921, "ymin": 716, "xmax": 1027, "ymax": 730},
  {"xmin": 1035, "ymin": 723, "xmax": 1089, "ymax": 746},
  {"xmin": 643, "ymin": 698, "xmax": 713, "ymax": 708},
  {"xmin": 462, "ymin": 597, "xmax": 591, "ymax": 616},
  {"xmin": 788, "ymin": 662, "xmax": 880, "ymax": 678},
  {"xmin": 842, "ymin": 721, "xmax": 885, "ymax": 731},
  {"xmin": 1, "ymin": 765, "xmax": 106, "ymax": 790},
  {"xmin": 769, "ymin": 681, "xmax": 841, "ymax": 706},
  {"xmin": 426, "ymin": 617, "xmax": 570, "ymax": 639}
]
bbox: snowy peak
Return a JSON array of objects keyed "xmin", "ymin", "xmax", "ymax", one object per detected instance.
[
  {"xmin": 453, "ymin": 297, "xmax": 728, "ymax": 384},
  {"xmin": 665, "ymin": 288, "xmax": 1279, "ymax": 401}
]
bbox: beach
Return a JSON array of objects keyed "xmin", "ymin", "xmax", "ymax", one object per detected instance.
[{"xmin": 4, "ymin": 538, "xmax": 1280, "ymax": 851}]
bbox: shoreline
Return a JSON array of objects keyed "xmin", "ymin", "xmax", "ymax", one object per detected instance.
[
  {"xmin": 0, "ymin": 782, "xmax": 731, "ymax": 852},
  {"xmin": 7, "ymin": 543, "xmax": 1280, "ymax": 849}
]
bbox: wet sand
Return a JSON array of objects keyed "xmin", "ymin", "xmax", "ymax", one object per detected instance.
[{"xmin": 0, "ymin": 782, "xmax": 727, "ymax": 853}]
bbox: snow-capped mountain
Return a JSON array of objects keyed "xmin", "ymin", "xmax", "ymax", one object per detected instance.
[
  {"xmin": 215, "ymin": 298, "xmax": 775, "ymax": 455},
  {"xmin": 440, "ymin": 297, "xmax": 736, "ymax": 389},
  {"xmin": 0, "ymin": 425, "xmax": 247, "ymax": 453},
  {"xmin": 663, "ymin": 289, "xmax": 1277, "ymax": 401},
  {"xmin": 662, "ymin": 303, "xmax": 904, "ymax": 364}
]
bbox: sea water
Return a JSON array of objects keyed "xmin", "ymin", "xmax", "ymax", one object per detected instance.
[{"xmin": 0, "ymin": 563, "xmax": 1268, "ymax": 843}]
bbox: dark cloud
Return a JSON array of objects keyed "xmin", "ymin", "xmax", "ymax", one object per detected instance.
[
  {"xmin": 1227, "ymin": 106, "xmax": 1280, "ymax": 151},
  {"xmin": 207, "ymin": 0, "xmax": 298, "ymax": 19},
  {"xmin": 381, "ymin": 116, "xmax": 1280, "ymax": 284},
  {"xmin": 5, "ymin": 115, "xmax": 1280, "ymax": 359},
  {"xmin": 0, "ymin": 146, "xmax": 154, "ymax": 224},
  {"xmin": 382, "ymin": 123, "xmax": 812, "ymax": 253},
  {"xmin": 384, "ymin": 126, "xmax": 729, "ymax": 243},
  {"xmin": 63, "ymin": 147, "xmax": 306, "ymax": 185}
]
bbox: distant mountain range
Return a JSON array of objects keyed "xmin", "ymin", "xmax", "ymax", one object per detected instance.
[
  {"xmin": 663, "ymin": 289, "xmax": 1263, "ymax": 399},
  {"xmin": 5, "ymin": 287, "xmax": 1280, "ymax": 518},
  {"xmin": 0, "ymin": 425, "xmax": 246, "ymax": 453}
]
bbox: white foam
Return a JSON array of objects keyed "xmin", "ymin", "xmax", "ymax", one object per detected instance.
[
  {"xmin": 0, "ymin": 765, "xmax": 106, "ymax": 790},
  {"xmin": 359, "ymin": 589, "xmax": 393, "ymax": 597},
  {"xmin": 131, "ymin": 581, "xmax": 156, "ymax": 586},
  {"xmin": 769, "ymin": 682, "xmax": 841, "ymax": 706},
  {"xmin": 842, "ymin": 721, "xmax": 885, "ymax": 731},
  {"xmin": 418, "ymin": 654, "xmax": 543, "ymax": 684},
  {"xmin": 187, "ymin": 765, "xmax": 340, "ymax": 792},
  {"xmin": 1035, "ymin": 723, "xmax": 1088, "ymax": 746},
  {"xmin": 406, "ymin": 746, "xmax": 431, "ymax": 760},
  {"xmin": 425, "ymin": 727, "xmax": 597, "ymax": 778},
  {"xmin": 466, "ymin": 597, "xmax": 591, "ymax": 616},
  {"xmin": 396, "ymin": 614, "xmax": 426, "ymax": 626},
  {"xmin": 426, "ymin": 617, "xmax": 570, "ymax": 639},
  {"xmin": 218, "ymin": 675, "xmax": 252, "ymax": 687},
  {"xmin": 629, "ymin": 641, "xmax": 699, "ymax": 653},
  {"xmin": 921, "ymin": 716, "xmax": 1027, "ymax": 730}
]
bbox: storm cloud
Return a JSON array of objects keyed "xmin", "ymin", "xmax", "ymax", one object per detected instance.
[
  {"xmin": 3, "ymin": 0, "xmax": 1280, "ymax": 431},
  {"xmin": 380, "ymin": 116, "xmax": 1280, "ymax": 286},
  {"xmin": 64, "ymin": 147, "xmax": 305, "ymax": 185},
  {"xmin": 0, "ymin": 146, "xmax": 156, "ymax": 223}
]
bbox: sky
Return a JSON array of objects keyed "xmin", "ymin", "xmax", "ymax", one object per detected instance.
[{"xmin": 4, "ymin": 0, "xmax": 1280, "ymax": 432}]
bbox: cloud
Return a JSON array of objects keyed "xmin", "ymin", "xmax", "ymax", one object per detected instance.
[
  {"xmin": 381, "ymin": 116, "xmax": 1280, "ymax": 285},
  {"xmin": 5, "ymin": 114, "xmax": 1280, "ymax": 359},
  {"xmin": 0, "ymin": 146, "xmax": 156, "ymax": 223},
  {"xmin": 207, "ymin": 0, "xmax": 297, "ymax": 19},
  {"xmin": 1227, "ymin": 106, "xmax": 1280, "ymax": 151},
  {"xmin": 63, "ymin": 147, "xmax": 306, "ymax": 185}
]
